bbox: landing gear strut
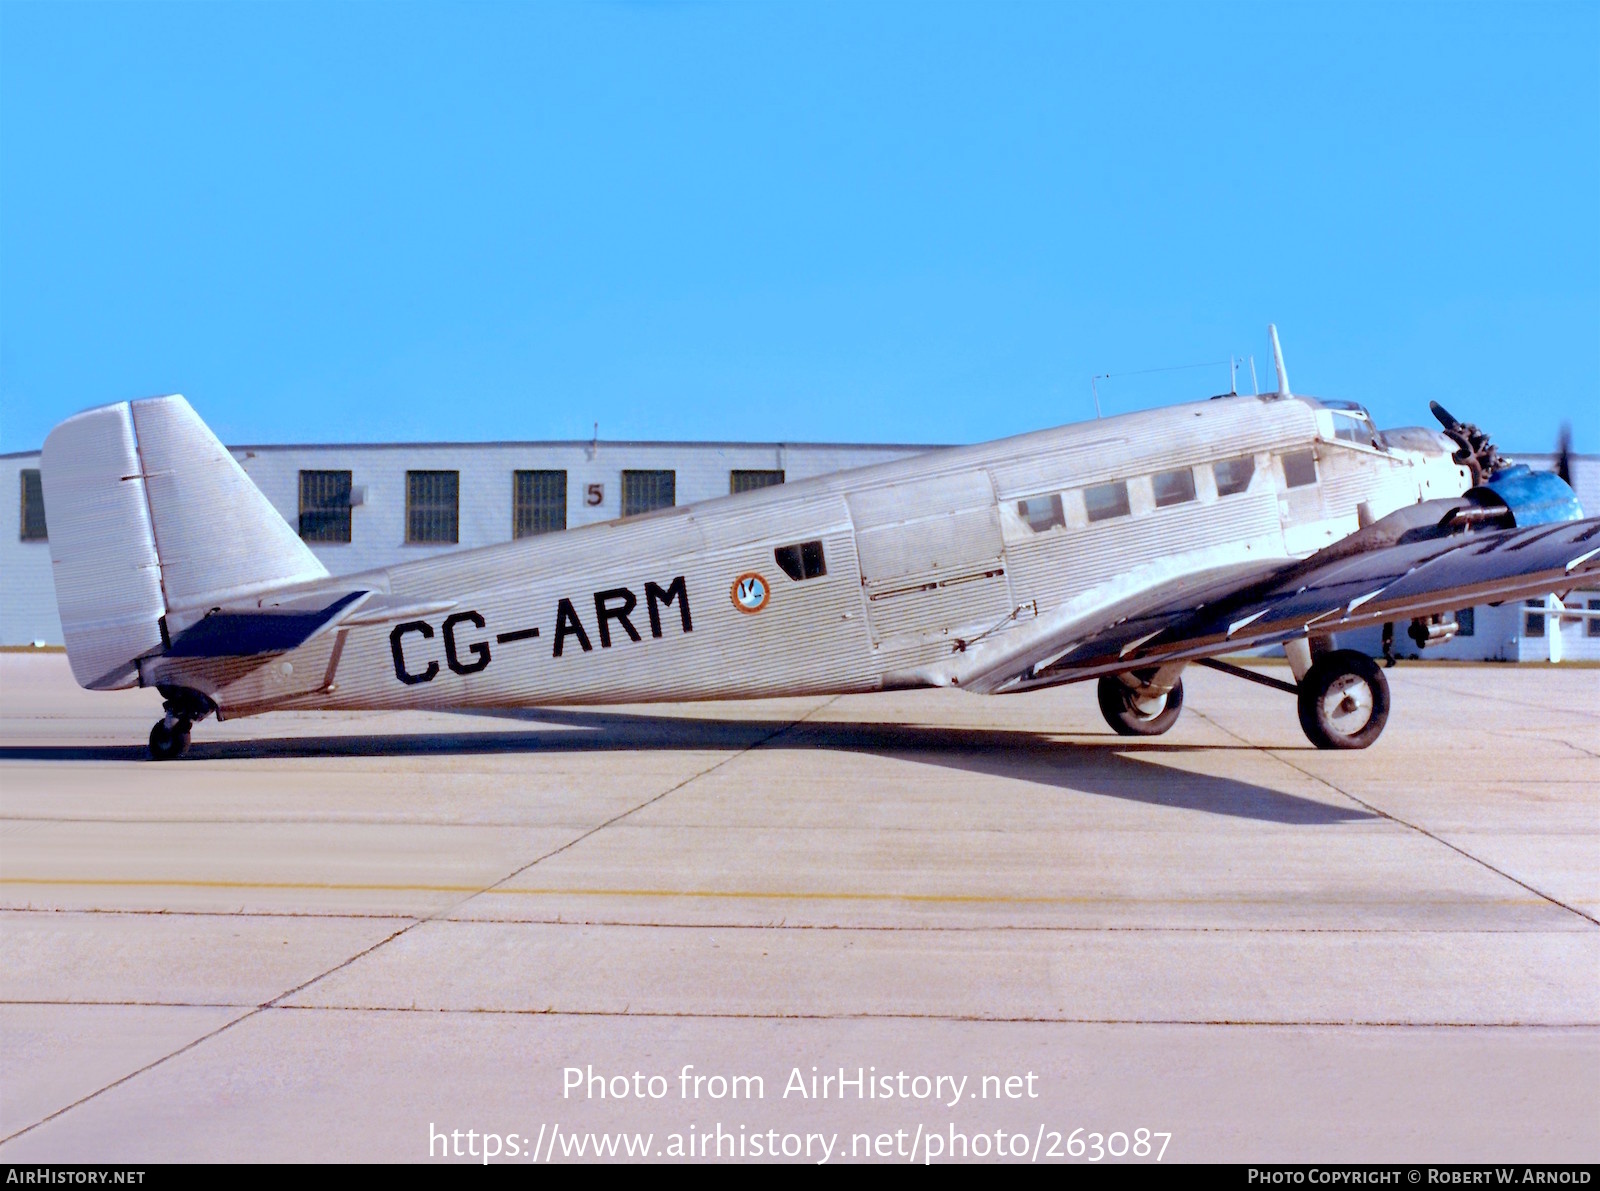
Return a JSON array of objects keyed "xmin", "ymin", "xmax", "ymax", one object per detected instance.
[
  {"xmin": 1097, "ymin": 672, "xmax": 1185, "ymax": 736},
  {"xmin": 147, "ymin": 686, "xmax": 214, "ymax": 761}
]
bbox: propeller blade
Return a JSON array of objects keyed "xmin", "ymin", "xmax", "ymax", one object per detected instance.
[
  {"xmin": 1556, "ymin": 422, "xmax": 1573, "ymax": 487},
  {"xmin": 1429, "ymin": 400, "xmax": 1462, "ymax": 431}
]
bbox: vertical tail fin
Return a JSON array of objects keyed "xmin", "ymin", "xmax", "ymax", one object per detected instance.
[{"xmin": 41, "ymin": 395, "xmax": 328, "ymax": 689}]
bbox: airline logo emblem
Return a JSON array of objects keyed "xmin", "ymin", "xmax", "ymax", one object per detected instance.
[{"xmin": 731, "ymin": 573, "xmax": 770, "ymax": 614}]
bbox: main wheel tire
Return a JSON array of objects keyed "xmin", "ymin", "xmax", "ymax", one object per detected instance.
[
  {"xmin": 1296, "ymin": 649, "xmax": 1390, "ymax": 750},
  {"xmin": 1097, "ymin": 674, "xmax": 1184, "ymax": 736},
  {"xmin": 148, "ymin": 719, "xmax": 191, "ymax": 761}
]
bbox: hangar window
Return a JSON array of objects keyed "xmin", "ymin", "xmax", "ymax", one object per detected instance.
[
  {"xmin": 1456, "ymin": 607, "xmax": 1475, "ymax": 638},
  {"xmin": 1152, "ymin": 468, "xmax": 1196, "ymax": 508},
  {"xmin": 622, "ymin": 470, "xmax": 675, "ymax": 517},
  {"xmin": 1017, "ymin": 494, "xmax": 1065, "ymax": 532},
  {"xmin": 1213, "ymin": 455, "xmax": 1255, "ymax": 497},
  {"xmin": 1523, "ymin": 598, "xmax": 1545, "ymax": 638},
  {"xmin": 19, "ymin": 469, "xmax": 46, "ymax": 541},
  {"xmin": 1589, "ymin": 600, "xmax": 1600, "ymax": 639},
  {"xmin": 1084, "ymin": 481, "xmax": 1131, "ymax": 523},
  {"xmin": 1281, "ymin": 450, "xmax": 1318, "ymax": 489},
  {"xmin": 514, "ymin": 470, "xmax": 567, "ymax": 538},
  {"xmin": 775, "ymin": 540, "xmax": 826, "ymax": 581},
  {"xmin": 406, "ymin": 470, "xmax": 459, "ymax": 544},
  {"xmin": 731, "ymin": 469, "xmax": 785, "ymax": 495},
  {"xmin": 299, "ymin": 470, "xmax": 353, "ymax": 543}
]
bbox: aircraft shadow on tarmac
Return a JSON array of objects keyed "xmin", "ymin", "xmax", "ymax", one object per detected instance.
[{"xmin": 0, "ymin": 706, "xmax": 1373, "ymax": 826}]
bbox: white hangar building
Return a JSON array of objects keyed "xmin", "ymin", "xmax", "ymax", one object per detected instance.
[{"xmin": 2, "ymin": 434, "xmax": 1596, "ymax": 663}]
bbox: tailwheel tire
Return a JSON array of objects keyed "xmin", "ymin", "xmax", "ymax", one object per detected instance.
[
  {"xmin": 1296, "ymin": 649, "xmax": 1390, "ymax": 750},
  {"xmin": 148, "ymin": 719, "xmax": 191, "ymax": 761},
  {"xmin": 1097, "ymin": 674, "xmax": 1184, "ymax": 737}
]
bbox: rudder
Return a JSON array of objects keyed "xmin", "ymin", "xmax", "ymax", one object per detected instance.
[{"xmin": 41, "ymin": 395, "xmax": 328, "ymax": 690}]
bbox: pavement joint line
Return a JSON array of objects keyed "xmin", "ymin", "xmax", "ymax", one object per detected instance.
[
  {"xmin": 1188, "ymin": 707, "xmax": 1600, "ymax": 929},
  {"xmin": 0, "ymin": 695, "xmax": 840, "ymax": 1151},
  {"xmin": 4, "ymin": 905, "xmax": 1577, "ymax": 924},
  {"xmin": 5, "ymin": 999, "xmax": 1595, "ymax": 1029},
  {"xmin": 0, "ymin": 879, "xmax": 1569, "ymax": 909},
  {"xmin": 1399, "ymin": 671, "xmax": 1600, "ymax": 722}
]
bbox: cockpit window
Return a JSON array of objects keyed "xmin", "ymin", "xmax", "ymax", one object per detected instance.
[
  {"xmin": 775, "ymin": 540, "xmax": 826, "ymax": 581},
  {"xmin": 1326, "ymin": 403, "xmax": 1377, "ymax": 446},
  {"xmin": 1017, "ymin": 494, "xmax": 1065, "ymax": 533},
  {"xmin": 1213, "ymin": 456, "xmax": 1255, "ymax": 497}
]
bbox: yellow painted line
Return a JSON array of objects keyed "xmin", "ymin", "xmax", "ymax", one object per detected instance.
[{"xmin": 0, "ymin": 877, "xmax": 1555, "ymax": 907}]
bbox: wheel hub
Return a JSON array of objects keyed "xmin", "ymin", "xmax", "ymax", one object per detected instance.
[{"xmin": 1320, "ymin": 674, "xmax": 1373, "ymax": 735}]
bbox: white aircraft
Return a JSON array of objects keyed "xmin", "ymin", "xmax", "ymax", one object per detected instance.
[{"xmin": 39, "ymin": 330, "xmax": 1596, "ymax": 760}]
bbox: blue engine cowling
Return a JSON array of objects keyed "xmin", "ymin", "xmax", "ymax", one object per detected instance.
[{"xmin": 1469, "ymin": 464, "xmax": 1584, "ymax": 526}]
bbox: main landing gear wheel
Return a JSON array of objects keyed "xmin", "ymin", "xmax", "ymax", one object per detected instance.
[
  {"xmin": 1097, "ymin": 675, "xmax": 1185, "ymax": 737},
  {"xmin": 1297, "ymin": 649, "xmax": 1390, "ymax": 750},
  {"xmin": 148, "ymin": 718, "xmax": 192, "ymax": 761}
]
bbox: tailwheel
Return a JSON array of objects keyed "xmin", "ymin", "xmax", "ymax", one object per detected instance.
[
  {"xmin": 148, "ymin": 717, "xmax": 192, "ymax": 761},
  {"xmin": 1296, "ymin": 649, "xmax": 1390, "ymax": 750},
  {"xmin": 1097, "ymin": 674, "xmax": 1185, "ymax": 737}
]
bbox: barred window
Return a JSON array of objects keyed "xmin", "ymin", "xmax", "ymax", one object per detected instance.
[
  {"xmin": 1152, "ymin": 468, "xmax": 1196, "ymax": 508},
  {"xmin": 407, "ymin": 470, "xmax": 459, "ymax": 544},
  {"xmin": 514, "ymin": 470, "xmax": 567, "ymax": 538},
  {"xmin": 621, "ymin": 470, "xmax": 675, "ymax": 517},
  {"xmin": 1523, "ymin": 598, "xmax": 1545, "ymax": 638},
  {"xmin": 19, "ymin": 469, "xmax": 46, "ymax": 541},
  {"xmin": 1456, "ymin": 607, "xmax": 1475, "ymax": 638},
  {"xmin": 731, "ymin": 469, "xmax": 784, "ymax": 495},
  {"xmin": 298, "ymin": 470, "xmax": 352, "ymax": 543},
  {"xmin": 1281, "ymin": 450, "xmax": 1318, "ymax": 489},
  {"xmin": 1084, "ymin": 480, "xmax": 1130, "ymax": 523},
  {"xmin": 1214, "ymin": 455, "xmax": 1256, "ymax": 497}
]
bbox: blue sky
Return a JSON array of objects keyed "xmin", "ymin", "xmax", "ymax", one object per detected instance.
[{"xmin": 2, "ymin": 1, "xmax": 1595, "ymax": 453}]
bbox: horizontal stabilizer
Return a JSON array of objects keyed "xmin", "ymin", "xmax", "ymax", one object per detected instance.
[{"xmin": 166, "ymin": 592, "xmax": 368, "ymax": 658}]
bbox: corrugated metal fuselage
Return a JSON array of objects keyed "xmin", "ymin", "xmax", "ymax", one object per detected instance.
[{"xmin": 143, "ymin": 395, "xmax": 1470, "ymax": 719}]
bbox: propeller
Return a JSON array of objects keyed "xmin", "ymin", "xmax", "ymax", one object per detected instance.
[
  {"xmin": 1555, "ymin": 422, "xmax": 1573, "ymax": 487},
  {"xmin": 1429, "ymin": 401, "xmax": 1509, "ymax": 486}
]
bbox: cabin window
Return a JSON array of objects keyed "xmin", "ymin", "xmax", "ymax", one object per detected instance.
[
  {"xmin": 1523, "ymin": 599, "xmax": 1545, "ymax": 638},
  {"xmin": 514, "ymin": 470, "xmax": 567, "ymax": 538},
  {"xmin": 731, "ymin": 469, "xmax": 785, "ymax": 495},
  {"xmin": 1084, "ymin": 481, "xmax": 1131, "ymax": 523},
  {"xmin": 299, "ymin": 470, "xmax": 353, "ymax": 543},
  {"xmin": 1213, "ymin": 456, "xmax": 1255, "ymax": 497},
  {"xmin": 19, "ymin": 469, "xmax": 46, "ymax": 541},
  {"xmin": 775, "ymin": 539, "xmax": 826, "ymax": 581},
  {"xmin": 622, "ymin": 470, "xmax": 675, "ymax": 517},
  {"xmin": 1588, "ymin": 600, "xmax": 1600, "ymax": 639},
  {"xmin": 1281, "ymin": 449, "xmax": 1318, "ymax": 489},
  {"xmin": 1017, "ymin": 494, "xmax": 1065, "ymax": 532},
  {"xmin": 406, "ymin": 470, "xmax": 459, "ymax": 544},
  {"xmin": 1152, "ymin": 468, "xmax": 1196, "ymax": 508},
  {"xmin": 1456, "ymin": 607, "xmax": 1475, "ymax": 638}
]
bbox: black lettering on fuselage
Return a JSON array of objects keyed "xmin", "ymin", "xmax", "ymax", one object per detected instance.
[
  {"xmin": 645, "ymin": 577, "xmax": 692, "ymax": 638},
  {"xmin": 553, "ymin": 598, "xmax": 593, "ymax": 657},
  {"xmin": 443, "ymin": 611, "xmax": 491, "ymax": 675},
  {"xmin": 390, "ymin": 621, "xmax": 439, "ymax": 685},
  {"xmin": 594, "ymin": 588, "xmax": 642, "ymax": 648}
]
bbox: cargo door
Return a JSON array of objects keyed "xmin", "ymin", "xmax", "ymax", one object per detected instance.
[{"xmin": 845, "ymin": 471, "xmax": 1015, "ymax": 649}]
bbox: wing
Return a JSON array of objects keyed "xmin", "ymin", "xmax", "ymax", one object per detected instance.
[{"xmin": 963, "ymin": 516, "xmax": 1600, "ymax": 694}]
